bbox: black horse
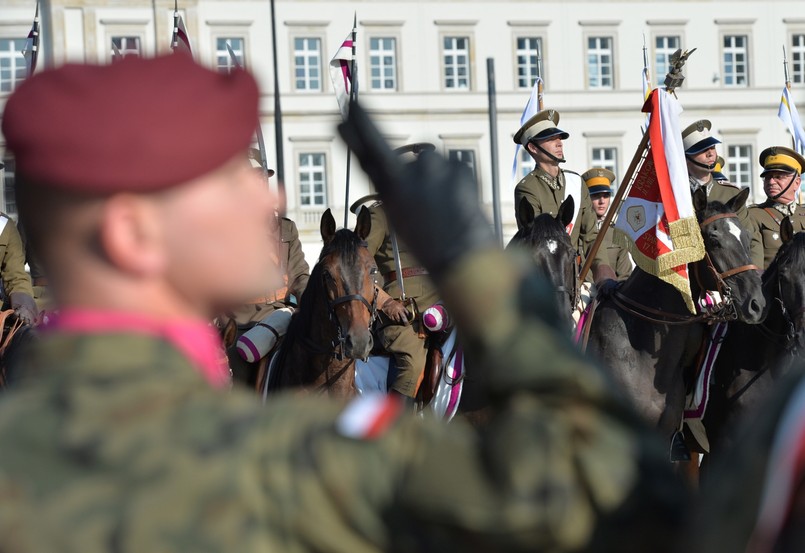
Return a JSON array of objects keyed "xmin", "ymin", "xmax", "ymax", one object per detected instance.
[
  {"xmin": 585, "ymin": 188, "xmax": 766, "ymax": 449},
  {"xmin": 508, "ymin": 196, "xmax": 577, "ymax": 331},
  {"xmin": 703, "ymin": 220, "xmax": 805, "ymax": 459}
]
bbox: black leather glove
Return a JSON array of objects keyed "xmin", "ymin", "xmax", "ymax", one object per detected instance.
[
  {"xmin": 338, "ymin": 102, "xmax": 496, "ymax": 280},
  {"xmin": 9, "ymin": 291, "xmax": 37, "ymax": 325}
]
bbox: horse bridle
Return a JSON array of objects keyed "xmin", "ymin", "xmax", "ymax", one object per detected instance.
[
  {"xmin": 694, "ymin": 211, "xmax": 759, "ymax": 322},
  {"xmin": 322, "ymin": 271, "xmax": 379, "ymax": 361}
]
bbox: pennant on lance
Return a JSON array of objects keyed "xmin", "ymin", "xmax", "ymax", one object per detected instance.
[
  {"xmin": 614, "ymin": 88, "xmax": 705, "ymax": 313},
  {"xmin": 778, "ymin": 86, "xmax": 805, "ymax": 156},
  {"xmin": 21, "ymin": 2, "xmax": 40, "ymax": 77},
  {"xmin": 171, "ymin": 1, "xmax": 193, "ymax": 56},
  {"xmin": 329, "ymin": 23, "xmax": 357, "ymax": 121}
]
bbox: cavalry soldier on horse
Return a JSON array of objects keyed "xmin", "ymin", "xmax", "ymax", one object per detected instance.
[
  {"xmin": 748, "ymin": 145, "xmax": 805, "ymax": 269},
  {"xmin": 361, "ymin": 143, "xmax": 440, "ymax": 399},
  {"xmin": 219, "ymin": 148, "xmax": 310, "ymax": 387},
  {"xmin": 582, "ymin": 167, "xmax": 632, "ymax": 280},
  {"xmin": 682, "ymin": 119, "xmax": 763, "ymax": 267},
  {"xmin": 0, "ymin": 54, "xmax": 684, "ymax": 552},
  {"xmin": 513, "ymin": 109, "xmax": 598, "ymax": 260}
]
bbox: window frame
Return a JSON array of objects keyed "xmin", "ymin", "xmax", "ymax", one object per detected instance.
[
  {"xmin": 296, "ymin": 150, "xmax": 330, "ymax": 210},
  {"xmin": 512, "ymin": 34, "xmax": 545, "ymax": 91},
  {"xmin": 0, "ymin": 36, "xmax": 28, "ymax": 94},
  {"xmin": 212, "ymin": 36, "xmax": 247, "ymax": 73},
  {"xmin": 289, "ymin": 33, "xmax": 325, "ymax": 93},
  {"xmin": 366, "ymin": 35, "xmax": 399, "ymax": 92},
  {"xmin": 584, "ymin": 33, "xmax": 616, "ymax": 90},
  {"xmin": 725, "ymin": 143, "xmax": 754, "ymax": 192},
  {"xmin": 651, "ymin": 32, "xmax": 683, "ymax": 88},
  {"xmin": 720, "ymin": 32, "xmax": 751, "ymax": 88},
  {"xmin": 789, "ymin": 29, "xmax": 805, "ymax": 85},
  {"xmin": 438, "ymin": 31, "xmax": 474, "ymax": 92}
]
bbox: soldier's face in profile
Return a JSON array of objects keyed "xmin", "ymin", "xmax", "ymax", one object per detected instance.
[
  {"xmin": 591, "ymin": 193, "xmax": 611, "ymax": 217},
  {"xmin": 764, "ymin": 171, "xmax": 800, "ymax": 204},
  {"xmin": 690, "ymin": 147, "xmax": 716, "ymax": 166},
  {"xmin": 157, "ymin": 154, "xmax": 278, "ymax": 312}
]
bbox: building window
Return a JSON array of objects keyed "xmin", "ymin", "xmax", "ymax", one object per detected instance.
[
  {"xmin": 723, "ymin": 35, "xmax": 749, "ymax": 87},
  {"xmin": 587, "ymin": 36, "xmax": 614, "ymax": 89},
  {"xmin": 792, "ymin": 34, "xmax": 805, "ymax": 84},
  {"xmin": 654, "ymin": 35, "xmax": 680, "ymax": 87},
  {"xmin": 299, "ymin": 153, "xmax": 327, "ymax": 207},
  {"xmin": 448, "ymin": 149, "xmax": 478, "ymax": 184},
  {"xmin": 443, "ymin": 36, "xmax": 470, "ymax": 90},
  {"xmin": 0, "ymin": 38, "xmax": 27, "ymax": 93},
  {"xmin": 591, "ymin": 147, "xmax": 619, "ymax": 189},
  {"xmin": 515, "ymin": 36, "xmax": 542, "ymax": 89},
  {"xmin": 369, "ymin": 37, "xmax": 397, "ymax": 91},
  {"xmin": 111, "ymin": 36, "xmax": 141, "ymax": 59},
  {"xmin": 518, "ymin": 146, "xmax": 535, "ymax": 179},
  {"xmin": 294, "ymin": 37, "xmax": 322, "ymax": 92},
  {"xmin": 1, "ymin": 159, "xmax": 16, "ymax": 217},
  {"xmin": 727, "ymin": 145, "xmax": 752, "ymax": 189},
  {"xmin": 215, "ymin": 37, "xmax": 245, "ymax": 73}
]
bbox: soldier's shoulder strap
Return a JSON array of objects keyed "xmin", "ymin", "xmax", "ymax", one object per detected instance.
[
  {"xmin": 717, "ymin": 180, "xmax": 740, "ymax": 190},
  {"xmin": 563, "ymin": 169, "xmax": 581, "ymax": 177}
]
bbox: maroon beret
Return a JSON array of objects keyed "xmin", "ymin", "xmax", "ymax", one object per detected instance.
[{"xmin": 2, "ymin": 53, "xmax": 259, "ymax": 194}]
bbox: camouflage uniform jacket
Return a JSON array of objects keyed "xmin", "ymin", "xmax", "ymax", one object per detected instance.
[
  {"xmin": 0, "ymin": 214, "xmax": 33, "ymax": 298},
  {"xmin": 0, "ymin": 249, "xmax": 684, "ymax": 552},
  {"xmin": 748, "ymin": 200, "xmax": 805, "ymax": 270},
  {"xmin": 365, "ymin": 204, "xmax": 438, "ymax": 311}
]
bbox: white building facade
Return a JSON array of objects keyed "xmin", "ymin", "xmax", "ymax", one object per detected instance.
[{"xmin": 1, "ymin": 0, "xmax": 804, "ymax": 261}]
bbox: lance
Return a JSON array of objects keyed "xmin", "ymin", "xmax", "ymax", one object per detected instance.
[
  {"xmin": 578, "ymin": 49, "xmax": 695, "ymax": 285},
  {"xmin": 642, "ymin": 33, "xmax": 651, "ymax": 88},
  {"xmin": 269, "ymin": 0, "xmax": 286, "ymax": 211},
  {"xmin": 226, "ymin": 43, "xmax": 271, "ymax": 184},
  {"xmin": 536, "ymin": 43, "xmax": 544, "ymax": 110},
  {"xmin": 171, "ymin": 0, "xmax": 179, "ymax": 50},
  {"xmin": 784, "ymin": 44, "xmax": 791, "ymax": 91},
  {"xmin": 343, "ymin": 12, "xmax": 358, "ymax": 228},
  {"xmin": 487, "ymin": 58, "xmax": 504, "ymax": 245}
]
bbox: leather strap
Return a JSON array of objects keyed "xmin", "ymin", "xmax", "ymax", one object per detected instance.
[
  {"xmin": 719, "ymin": 264, "xmax": 759, "ymax": 279},
  {"xmin": 763, "ymin": 207, "xmax": 784, "ymax": 226},
  {"xmin": 699, "ymin": 212, "xmax": 738, "ymax": 228},
  {"xmin": 384, "ymin": 267, "xmax": 429, "ymax": 282}
]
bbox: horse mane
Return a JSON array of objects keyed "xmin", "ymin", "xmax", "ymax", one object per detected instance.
[
  {"xmin": 766, "ymin": 232, "xmax": 805, "ymax": 278},
  {"xmin": 513, "ymin": 213, "xmax": 571, "ymax": 248},
  {"xmin": 270, "ymin": 228, "xmax": 365, "ymax": 387}
]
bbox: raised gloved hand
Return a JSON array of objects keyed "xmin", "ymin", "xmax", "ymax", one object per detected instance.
[
  {"xmin": 338, "ymin": 102, "xmax": 496, "ymax": 281},
  {"xmin": 9, "ymin": 291, "xmax": 38, "ymax": 325},
  {"xmin": 380, "ymin": 297, "xmax": 409, "ymax": 325}
]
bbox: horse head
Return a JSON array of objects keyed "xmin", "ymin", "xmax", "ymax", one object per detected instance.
[
  {"xmin": 693, "ymin": 187, "xmax": 766, "ymax": 324},
  {"xmin": 767, "ymin": 220, "xmax": 805, "ymax": 350},
  {"xmin": 508, "ymin": 196, "xmax": 578, "ymax": 329},
  {"xmin": 318, "ymin": 208, "xmax": 378, "ymax": 360}
]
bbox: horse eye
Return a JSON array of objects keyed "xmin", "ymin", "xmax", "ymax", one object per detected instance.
[{"xmin": 370, "ymin": 267, "xmax": 378, "ymax": 275}]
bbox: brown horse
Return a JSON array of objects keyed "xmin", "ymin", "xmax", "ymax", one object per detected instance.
[{"xmin": 263, "ymin": 208, "xmax": 378, "ymax": 397}]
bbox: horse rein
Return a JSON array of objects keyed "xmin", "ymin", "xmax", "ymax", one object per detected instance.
[
  {"xmin": 607, "ymin": 211, "xmax": 758, "ymax": 326},
  {"xmin": 321, "ymin": 271, "xmax": 379, "ymax": 361}
]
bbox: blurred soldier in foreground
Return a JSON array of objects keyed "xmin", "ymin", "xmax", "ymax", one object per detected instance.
[
  {"xmin": 219, "ymin": 148, "xmax": 310, "ymax": 387},
  {"xmin": 748, "ymin": 146, "xmax": 805, "ymax": 269},
  {"xmin": 682, "ymin": 119, "xmax": 763, "ymax": 266},
  {"xmin": 0, "ymin": 55, "xmax": 683, "ymax": 552}
]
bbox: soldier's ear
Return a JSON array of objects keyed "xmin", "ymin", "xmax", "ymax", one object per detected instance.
[
  {"xmin": 781, "ymin": 216, "xmax": 794, "ymax": 244},
  {"xmin": 354, "ymin": 206, "xmax": 372, "ymax": 241},
  {"xmin": 727, "ymin": 187, "xmax": 750, "ymax": 213},
  {"xmin": 557, "ymin": 195, "xmax": 575, "ymax": 229},
  {"xmin": 517, "ymin": 197, "xmax": 536, "ymax": 228},
  {"xmin": 320, "ymin": 208, "xmax": 336, "ymax": 244},
  {"xmin": 693, "ymin": 187, "xmax": 708, "ymax": 214}
]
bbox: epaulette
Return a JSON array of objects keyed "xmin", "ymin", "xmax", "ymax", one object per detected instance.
[{"xmin": 715, "ymin": 180, "xmax": 739, "ymax": 189}]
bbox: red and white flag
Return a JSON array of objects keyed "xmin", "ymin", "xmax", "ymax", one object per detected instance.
[
  {"xmin": 329, "ymin": 26, "xmax": 356, "ymax": 121},
  {"xmin": 171, "ymin": 12, "xmax": 192, "ymax": 55},
  {"xmin": 614, "ymin": 88, "xmax": 705, "ymax": 313}
]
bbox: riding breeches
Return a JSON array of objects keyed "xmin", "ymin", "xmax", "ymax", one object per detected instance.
[{"xmin": 376, "ymin": 322, "xmax": 427, "ymax": 397}]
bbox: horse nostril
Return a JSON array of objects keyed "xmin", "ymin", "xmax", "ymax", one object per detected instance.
[{"xmin": 749, "ymin": 298, "xmax": 763, "ymax": 317}]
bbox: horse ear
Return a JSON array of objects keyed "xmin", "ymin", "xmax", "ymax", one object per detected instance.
[
  {"xmin": 727, "ymin": 187, "xmax": 751, "ymax": 213},
  {"xmin": 320, "ymin": 208, "xmax": 336, "ymax": 244},
  {"xmin": 692, "ymin": 187, "xmax": 708, "ymax": 214},
  {"xmin": 557, "ymin": 195, "xmax": 575, "ymax": 229},
  {"xmin": 354, "ymin": 206, "xmax": 372, "ymax": 240},
  {"xmin": 517, "ymin": 197, "xmax": 536, "ymax": 227},
  {"xmin": 781, "ymin": 216, "xmax": 795, "ymax": 244}
]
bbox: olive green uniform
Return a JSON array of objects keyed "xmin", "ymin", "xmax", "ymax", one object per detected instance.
[
  {"xmin": 0, "ymin": 214, "xmax": 33, "ymax": 299},
  {"xmin": 692, "ymin": 178, "xmax": 763, "ymax": 268},
  {"xmin": 514, "ymin": 166, "xmax": 598, "ymax": 256},
  {"xmin": 593, "ymin": 219, "xmax": 633, "ymax": 280},
  {"xmin": 365, "ymin": 204, "xmax": 435, "ymax": 397},
  {"xmin": 224, "ymin": 216, "xmax": 309, "ymax": 385},
  {"xmin": 0, "ymin": 247, "xmax": 684, "ymax": 552},
  {"xmin": 748, "ymin": 200, "xmax": 805, "ymax": 269}
]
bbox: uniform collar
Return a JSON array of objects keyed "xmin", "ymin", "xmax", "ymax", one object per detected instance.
[
  {"xmin": 771, "ymin": 201, "xmax": 798, "ymax": 217},
  {"xmin": 534, "ymin": 165, "xmax": 565, "ymax": 191},
  {"xmin": 689, "ymin": 175, "xmax": 714, "ymax": 196},
  {"xmin": 45, "ymin": 310, "xmax": 230, "ymax": 388}
]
